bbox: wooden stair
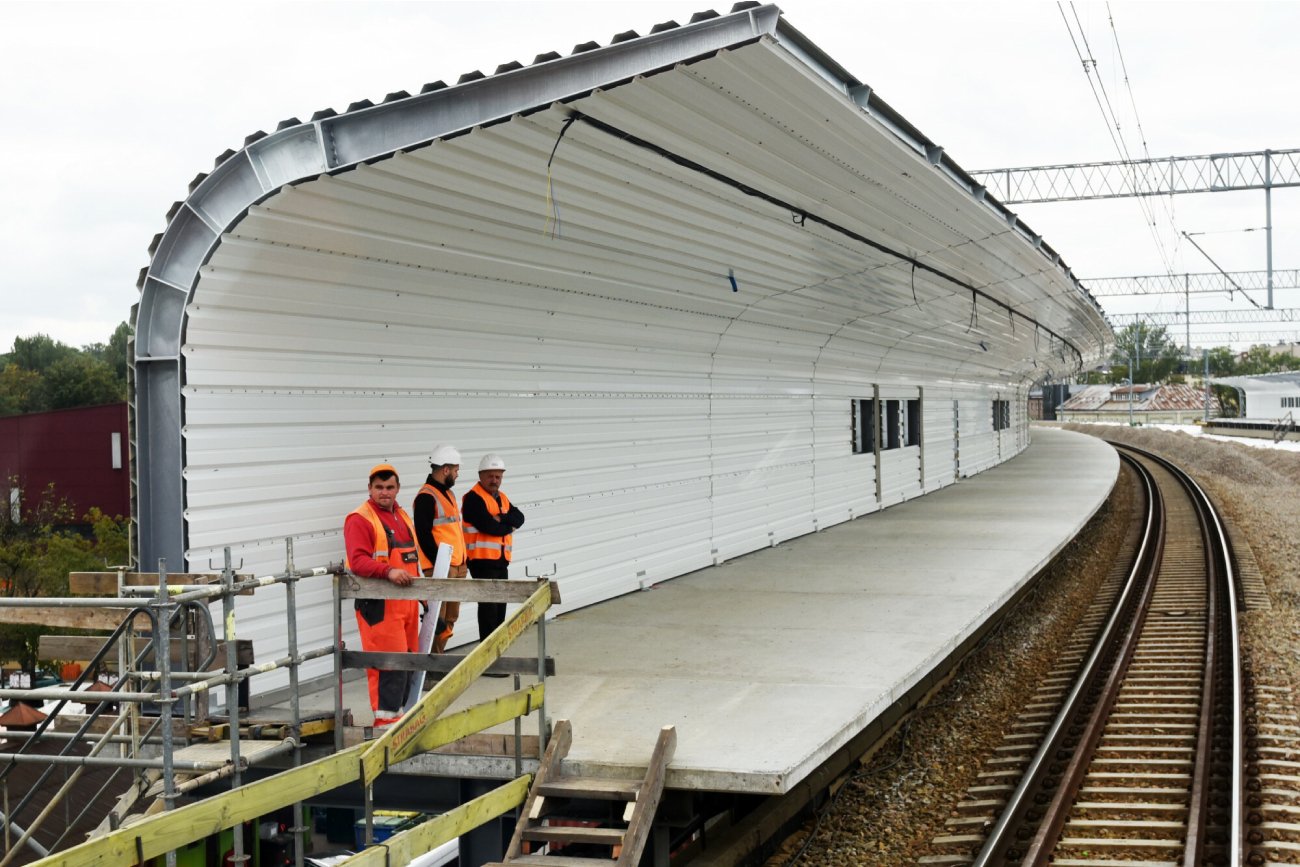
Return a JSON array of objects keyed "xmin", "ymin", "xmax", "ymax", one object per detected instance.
[{"xmin": 484, "ymin": 718, "xmax": 676, "ymax": 866}]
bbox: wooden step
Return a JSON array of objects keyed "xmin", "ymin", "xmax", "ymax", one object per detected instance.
[
  {"xmin": 522, "ymin": 825, "xmax": 626, "ymax": 847},
  {"xmin": 485, "ymin": 856, "xmax": 618, "ymax": 867},
  {"xmin": 537, "ymin": 776, "xmax": 641, "ymax": 801}
]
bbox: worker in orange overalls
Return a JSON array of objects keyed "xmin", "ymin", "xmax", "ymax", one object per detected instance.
[
  {"xmin": 343, "ymin": 463, "xmax": 428, "ymax": 725},
  {"xmin": 413, "ymin": 445, "xmax": 468, "ymax": 652}
]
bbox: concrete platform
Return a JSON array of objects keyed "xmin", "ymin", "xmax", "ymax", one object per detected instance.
[{"xmin": 281, "ymin": 427, "xmax": 1117, "ymax": 794}]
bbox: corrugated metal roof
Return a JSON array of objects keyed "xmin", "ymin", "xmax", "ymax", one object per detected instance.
[{"xmin": 1060, "ymin": 383, "xmax": 1219, "ymax": 413}]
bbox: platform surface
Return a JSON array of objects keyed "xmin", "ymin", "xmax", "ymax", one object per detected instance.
[{"xmin": 285, "ymin": 427, "xmax": 1118, "ymax": 794}]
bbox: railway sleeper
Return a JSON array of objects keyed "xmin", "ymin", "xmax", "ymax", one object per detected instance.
[
  {"xmin": 1079, "ymin": 785, "xmax": 1188, "ymax": 801},
  {"xmin": 1072, "ymin": 801, "xmax": 1188, "ymax": 817},
  {"xmin": 1064, "ymin": 818, "xmax": 1186, "ymax": 832},
  {"xmin": 1048, "ymin": 859, "xmax": 1178, "ymax": 867},
  {"xmin": 1086, "ymin": 758, "xmax": 1194, "ymax": 770}
]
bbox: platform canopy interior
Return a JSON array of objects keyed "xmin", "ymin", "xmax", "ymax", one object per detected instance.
[{"xmin": 130, "ymin": 3, "xmax": 1110, "ymax": 683}]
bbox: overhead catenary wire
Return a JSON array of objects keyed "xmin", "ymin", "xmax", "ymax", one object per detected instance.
[{"xmin": 1058, "ymin": 3, "xmax": 1179, "ymax": 280}]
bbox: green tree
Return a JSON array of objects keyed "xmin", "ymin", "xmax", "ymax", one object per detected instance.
[
  {"xmin": 82, "ymin": 321, "xmax": 130, "ymax": 386},
  {"xmin": 1109, "ymin": 323, "xmax": 1181, "ymax": 384},
  {"xmin": 10, "ymin": 333, "xmax": 77, "ymax": 374},
  {"xmin": 1205, "ymin": 346, "xmax": 1237, "ymax": 377},
  {"xmin": 0, "ymin": 363, "xmax": 45, "ymax": 415},
  {"xmin": 0, "ymin": 482, "xmax": 128, "ymax": 676},
  {"xmin": 43, "ymin": 354, "xmax": 124, "ymax": 409}
]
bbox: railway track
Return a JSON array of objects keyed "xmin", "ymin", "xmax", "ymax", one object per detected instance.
[{"xmin": 926, "ymin": 443, "xmax": 1245, "ymax": 867}]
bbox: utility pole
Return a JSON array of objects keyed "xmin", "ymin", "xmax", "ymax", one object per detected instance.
[{"xmin": 1204, "ymin": 349, "xmax": 1211, "ymax": 422}]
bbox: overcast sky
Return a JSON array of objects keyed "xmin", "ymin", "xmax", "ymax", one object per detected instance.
[{"xmin": 2, "ymin": 1, "xmax": 1297, "ymax": 353}]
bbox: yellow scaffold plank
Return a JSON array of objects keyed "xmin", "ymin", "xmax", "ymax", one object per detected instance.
[
  {"xmin": 43, "ymin": 743, "xmax": 365, "ymax": 866},
  {"xmin": 340, "ymin": 775, "xmax": 532, "ymax": 867},
  {"xmin": 410, "ymin": 683, "xmax": 545, "ymax": 756},
  {"xmin": 361, "ymin": 581, "xmax": 552, "ymax": 784}
]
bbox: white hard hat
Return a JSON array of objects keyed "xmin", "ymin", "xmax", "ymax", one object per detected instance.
[
  {"xmin": 478, "ymin": 453, "xmax": 507, "ymax": 472},
  {"xmin": 429, "ymin": 444, "xmax": 461, "ymax": 467}
]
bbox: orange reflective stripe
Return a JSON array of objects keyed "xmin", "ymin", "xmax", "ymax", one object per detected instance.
[
  {"xmin": 463, "ymin": 483, "xmax": 513, "ymax": 562},
  {"xmin": 345, "ymin": 501, "xmax": 426, "ymax": 576}
]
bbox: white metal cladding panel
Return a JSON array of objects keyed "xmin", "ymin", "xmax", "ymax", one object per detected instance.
[
  {"xmin": 923, "ymin": 396, "xmax": 957, "ymax": 491},
  {"xmin": 810, "ymin": 391, "xmax": 877, "ymax": 528},
  {"xmin": 957, "ymin": 397, "xmax": 998, "ymax": 477},
  {"xmin": 878, "ymin": 447, "xmax": 922, "ymax": 506}
]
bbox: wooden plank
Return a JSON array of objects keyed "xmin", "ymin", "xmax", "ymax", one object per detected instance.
[
  {"xmin": 52, "ymin": 714, "xmax": 190, "ymax": 739},
  {"xmin": 341, "ymin": 650, "xmax": 554, "ymax": 676},
  {"xmin": 616, "ymin": 724, "xmax": 677, "ymax": 867},
  {"xmin": 0, "ymin": 606, "xmax": 149, "ymax": 631},
  {"xmin": 39, "ymin": 635, "xmax": 255, "ymax": 667},
  {"xmin": 338, "ymin": 775, "xmax": 531, "ymax": 867},
  {"xmin": 431, "ymin": 733, "xmax": 541, "ymax": 757},
  {"xmin": 522, "ymin": 826, "xmax": 627, "ymax": 846},
  {"xmin": 505, "ymin": 718, "xmax": 573, "ymax": 860},
  {"xmin": 360, "ymin": 581, "xmax": 552, "ymax": 785},
  {"xmin": 339, "ymin": 575, "xmax": 560, "ymax": 605},
  {"xmin": 538, "ymin": 777, "xmax": 642, "ymax": 800},
  {"xmin": 48, "ymin": 742, "xmax": 366, "ymax": 866},
  {"xmin": 69, "ymin": 572, "xmax": 253, "ymax": 595},
  {"xmin": 409, "ymin": 684, "xmax": 544, "ymax": 757}
]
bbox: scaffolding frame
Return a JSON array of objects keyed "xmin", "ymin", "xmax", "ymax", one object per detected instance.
[{"xmin": 0, "ymin": 539, "xmax": 557, "ymax": 866}]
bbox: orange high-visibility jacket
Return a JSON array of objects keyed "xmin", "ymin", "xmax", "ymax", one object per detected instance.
[
  {"xmin": 418, "ymin": 483, "xmax": 467, "ymax": 566},
  {"xmin": 463, "ymin": 483, "xmax": 514, "ymax": 562},
  {"xmin": 344, "ymin": 500, "xmax": 429, "ymax": 577}
]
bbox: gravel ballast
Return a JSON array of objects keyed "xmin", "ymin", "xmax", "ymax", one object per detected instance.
[{"xmin": 765, "ymin": 424, "xmax": 1298, "ymax": 866}]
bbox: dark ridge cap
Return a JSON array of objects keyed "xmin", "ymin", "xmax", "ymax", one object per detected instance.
[
  {"xmin": 572, "ymin": 40, "xmax": 600, "ymax": 54},
  {"xmin": 419, "ymin": 80, "xmax": 448, "ymax": 94},
  {"xmin": 275, "ymin": 117, "xmax": 302, "ymax": 131},
  {"xmin": 148, "ymin": 233, "xmax": 164, "ymax": 256},
  {"xmin": 611, "ymin": 29, "xmax": 640, "ymax": 44},
  {"xmin": 213, "ymin": 148, "xmax": 237, "ymax": 168},
  {"xmin": 650, "ymin": 20, "xmax": 681, "ymax": 33},
  {"xmin": 689, "ymin": 10, "xmax": 721, "ymax": 23},
  {"xmin": 457, "ymin": 70, "xmax": 486, "ymax": 84},
  {"xmin": 166, "ymin": 201, "xmax": 183, "ymax": 221},
  {"xmin": 346, "ymin": 99, "xmax": 374, "ymax": 112},
  {"xmin": 533, "ymin": 51, "xmax": 562, "ymax": 64},
  {"xmin": 243, "ymin": 130, "xmax": 267, "ymax": 146},
  {"xmin": 311, "ymin": 108, "xmax": 339, "ymax": 121},
  {"xmin": 731, "ymin": 1, "xmax": 761, "ymax": 11},
  {"xmin": 136, "ymin": 266, "xmax": 149, "ymax": 290},
  {"xmin": 187, "ymin": 173, "xmax": 208, "ymax": 194},
  {"xmin": 494, "ymin": 61, "xmax": 524, "ymax": 74},
  {"xmin": 382, "ymin": 90, "xmax": 411, "ymax": 104}
]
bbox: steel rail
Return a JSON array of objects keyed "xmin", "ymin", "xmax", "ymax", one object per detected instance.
[
  {"xmin": 970, "ymin": 452, "xmax": 1162, "ymax": 867},
  {"xmin": 1122, "ymin": 444, "xmax": 1244, "ymax": 867},
  {"xmin": 1011, "ymin": 443, "xmax": 1242, "ymax": 867},
  {"xmin": 1016, "ymin": 451, "xmax": 1167, "ymax": 866}
]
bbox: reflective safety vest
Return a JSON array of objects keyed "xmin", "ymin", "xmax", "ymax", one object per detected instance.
[
  {"xmin": 344, "ymin": 500, "xmax": 429, "ymax": 577},
  {"xmin": 418, "ymin": 483, "xmax": 466, "ymax": 566},
  {"xmin": 464, "ymin": 483, "xmax": 513, "ymax": 562}
]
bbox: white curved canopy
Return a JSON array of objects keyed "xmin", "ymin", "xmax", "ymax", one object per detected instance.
[{"xmin": 130, "ymin": 5, "xmax": 1108, "ymax": 676}]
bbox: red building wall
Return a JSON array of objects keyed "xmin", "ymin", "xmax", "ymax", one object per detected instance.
[{"xmin": 0, "ymin": 403, "xmax": 129, "ymax": 522}]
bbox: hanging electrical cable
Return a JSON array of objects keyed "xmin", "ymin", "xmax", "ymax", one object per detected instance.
[
  {"xmin": 542, "ymin": 115, "xmax": 578, "ymax": 239},
  {"xmin": 563, "ymin": 110, "xmax": 1089, "ymax": 372}
]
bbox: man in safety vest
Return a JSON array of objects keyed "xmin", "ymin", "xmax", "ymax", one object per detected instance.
[
  {"xmin": 462, "ymin": 453, "xmax": 526, "ymax": 644},
  {"xmin": 343, "ymin": 463, "xmax": 428, "ymax": 726},
  {"xmin": 413, "ymin": 444, "xmax": 468, "ymax": 653}
]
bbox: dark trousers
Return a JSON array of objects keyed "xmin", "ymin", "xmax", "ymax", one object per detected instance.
[{"xmin": 468, "ymin": 560, "xmax": 509, "ymax": 638}]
